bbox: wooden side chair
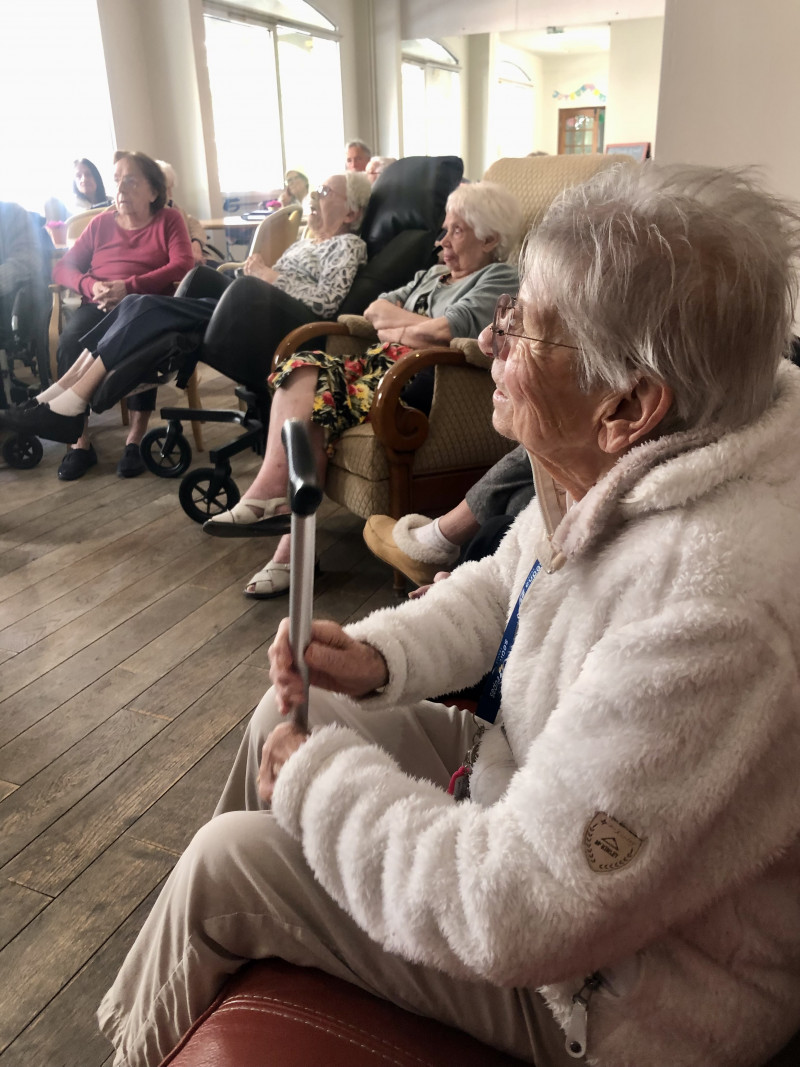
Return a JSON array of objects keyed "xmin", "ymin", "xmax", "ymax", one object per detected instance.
[{"xmin": 217, "ymin": 204, "xmax": 303, "ymax": 276}]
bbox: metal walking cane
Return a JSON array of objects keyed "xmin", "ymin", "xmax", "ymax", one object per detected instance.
[{"xmin": 281, "ymin": 418, "xmax": 323, "ymax": 731}]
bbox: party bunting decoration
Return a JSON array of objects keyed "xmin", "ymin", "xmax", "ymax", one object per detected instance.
[{"xmin": 552, "ymin": 83, "xmax": 606, "ymax": 102}]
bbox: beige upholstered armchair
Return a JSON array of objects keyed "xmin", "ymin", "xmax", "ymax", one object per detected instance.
[
  {"xmin": 272, "ymin": 317, "xmax": 512, "ymax": 531},
  {"xmin": 273, "ymin": 154, "xmax": 634, "ymax": 587}
]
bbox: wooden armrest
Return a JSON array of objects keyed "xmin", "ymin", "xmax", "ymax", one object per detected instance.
[
  {"xmin": 370, "ymin": 346, "xmax": 469, "ymax": 452},
  {"xmin": 271, "ymin": 320, "xmax": 349, "ymax": 372},
  {"xmin": 336, "ymin": 314, "xmax": 378, "ymax": 341},
  {"xmin": 216, "ymin": 262, "xmax": 240, "ymax": 274}
]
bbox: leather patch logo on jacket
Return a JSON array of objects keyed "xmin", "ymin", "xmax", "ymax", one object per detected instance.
[{"xmin": 583, "ymin": 812, "xmax": 643, "ymax": 873}]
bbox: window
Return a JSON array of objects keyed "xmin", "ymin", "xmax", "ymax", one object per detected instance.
[
  {"xmin": 0, "ymin": 0, "xmax": 114, "ymax": 217},
  {"xmin": 401, "ymin": 40, "xmax": 461, "ymax": 158},
  {"xmin": 491, "ymin": 61, "xmax": 536, "ymax": 160},
  {"xmin": 203, "ymin": 2, "xmax": 344, "ymax": 203}
]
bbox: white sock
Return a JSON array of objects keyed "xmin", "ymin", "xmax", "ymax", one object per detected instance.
[
  {"xmin": 36, "ymin": 383, "xmax": 65, "ymax": 403},
  {"xmin": 410, "ymin": 518, "xmax": 460, "ymax": 561},
  {"xmin": 48, "ymin": 388, "xmax": 88, "ymax": 417}
]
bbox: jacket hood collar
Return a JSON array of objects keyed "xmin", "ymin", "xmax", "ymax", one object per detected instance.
[{"xmin": 532, "ymin": 361, "xmax": 800, "ymax": 566}]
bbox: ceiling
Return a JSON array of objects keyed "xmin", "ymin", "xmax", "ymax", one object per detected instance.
[
  {"xmin": 502, "ymin": 23, "xmax": 611, "ymax": 56},
  {"xmin": 401, "ymin": 0, "xmax": 665, "ymax": 42}
]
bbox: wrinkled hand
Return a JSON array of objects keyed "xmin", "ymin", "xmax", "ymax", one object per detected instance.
[
  {"xmin": 242, "ymin": 253, "xmax": 278, "ymax": 284},
  {"xmin": 363, "ymin": 298, "xmax": 409, "ymax": 332},
  {"xmin": 93, "ymin": 279, "xmax": 127, "ymax": 311},
  {"xmin": 408, "ymin": 570, "xmax": 452, "ymax": 599},
  {"xmin": 258, "ymin": 720, "xmax": 309, "ymax": 803},
  {"xmin": 269, "ymin": 617, "xmax": 389, "ymax": 716}
]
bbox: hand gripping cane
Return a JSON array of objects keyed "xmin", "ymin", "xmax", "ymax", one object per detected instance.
[{"xmin": 281, "ymin": 418, "xmax": 323, "ymax": 732}]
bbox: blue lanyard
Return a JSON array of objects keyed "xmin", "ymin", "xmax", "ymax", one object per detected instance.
[{"xmin": 475, "ymin": 559, "xmax": 541, "ymax": 725}]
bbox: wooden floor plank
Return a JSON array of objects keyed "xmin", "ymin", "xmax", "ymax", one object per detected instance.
[
  {"xmin": 0, "ymin": 708, "xmax": 166, "ymax": 867},
  {"xmin": 127, "ymin": 723, "xmax": 247, "ymax": 855},
  {"xmin": 0, "ymin": 836, "xmax": 174, "ymax": 1055},
  {"xmin": 4, "ymin": 663, "xmax": 269, "ymax": 897},
  {"xmin": 0, "ymin": 666, "xmax": 163, "ymax": 784},
  {"xmin": 0, "ymin": 878, "xmax": 51, "ymax": 952},
  {"xmin": 0, "ymin": 883, "xmax": 165, "ymax": 1067}
]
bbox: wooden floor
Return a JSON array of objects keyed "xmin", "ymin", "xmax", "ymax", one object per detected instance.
[{"xmin": 0, "ymin": 369, "xmax": 398, "ymax": 1066}]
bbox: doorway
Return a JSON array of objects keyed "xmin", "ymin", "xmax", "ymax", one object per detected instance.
[{"xmin": 558, "ymin": 107, "xmax": 605, "ymax": 154}]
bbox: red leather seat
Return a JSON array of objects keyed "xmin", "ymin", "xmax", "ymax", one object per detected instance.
[
  {"xmin": 159, "ymin": 958, "xmax": 527, "ymax": 1066},
  {"xmin": 159, "ymin": 958, "xmax": 800, "ymax": 1067}
]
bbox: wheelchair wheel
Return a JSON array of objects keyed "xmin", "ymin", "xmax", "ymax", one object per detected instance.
[
  {"xmin": 141, "ymin": 426, "xmax": 192, "ymax": 478},
  {"xmin": 179, "ymin": 467, "xmax": 240, "ymax": 523},
  {"xmin": 2, "ymin": 433, "xmax": 44, "ymax": 469}
]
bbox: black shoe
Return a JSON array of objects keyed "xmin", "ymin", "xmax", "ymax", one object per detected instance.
[
  {"xmin": 117, "ymin": 443, "xmax": 146, "ymax": 478},
  {"xmin": 0, "ymin": 401, "xmax": 84, "ymax": 444},
  {"xmin": 58, "ymin": 444, "xmax": 98, "ymax": 481}
]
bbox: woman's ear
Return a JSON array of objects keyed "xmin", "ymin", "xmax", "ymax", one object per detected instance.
[
  {"xmin": 482, "ymin": 233, "xmax": 500, "ymax": 257},
  {"xmin": 598, "ymin": 378, "xmax": 674, "ymax": 455}
]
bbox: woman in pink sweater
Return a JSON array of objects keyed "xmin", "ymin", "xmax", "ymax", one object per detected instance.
[{"xmin": 50, "ymin": 150, "xmax": 193, "ymax": 479}]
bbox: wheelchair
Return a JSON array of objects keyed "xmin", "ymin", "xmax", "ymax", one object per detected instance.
[{"xmin": 1, "ymin": 207, "xmax": 54, "ymax": 469}]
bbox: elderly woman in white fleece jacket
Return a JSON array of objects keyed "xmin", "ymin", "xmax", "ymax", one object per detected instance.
[{"xmin": 99, "ymin": 163, "xmax": 800, "ymax": 1067}]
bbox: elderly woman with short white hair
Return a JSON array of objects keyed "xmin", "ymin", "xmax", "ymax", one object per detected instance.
[
  {"xmin": 102, "ymin": 162, "xmax": 800, "ymax": 1067},
  {"xmin": 205, "ymin": 180, "xmax": 524, "ymax": 599}
]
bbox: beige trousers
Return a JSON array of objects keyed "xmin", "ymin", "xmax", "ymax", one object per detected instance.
[{"xmin": 98, "ymin": 687, "xmax": 581, "ymax": 1067}]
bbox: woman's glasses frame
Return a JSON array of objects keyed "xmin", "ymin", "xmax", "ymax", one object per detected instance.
[{"xmin": 490, "ymin": 294, "xmax": 579, "ymax": 359}]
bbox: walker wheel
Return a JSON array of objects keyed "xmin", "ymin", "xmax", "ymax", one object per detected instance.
[
  {"xmin": 141, "ymin": 426, "xmax": 192, "ymax": 478},
  {"xmin": 2, "ymin": 433, "xmax": 44, "ymax": 469},
  {"xmin": 178, "ymin": 467, "xmax": 240, "ymax": 523}
]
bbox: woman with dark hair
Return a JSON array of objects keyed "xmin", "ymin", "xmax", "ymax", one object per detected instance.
[
  {"xmin": 72, "ymin": 158, "xmax": 111, "ymax": 212},
  {"xmin": 47, "ymin": 150, "xmax": 193, "ymax": 479}
]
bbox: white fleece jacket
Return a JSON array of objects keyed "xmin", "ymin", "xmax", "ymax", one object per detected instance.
[{"xmin": 272, "ymin": 361, "xmax": 800, "ymax": 1067}]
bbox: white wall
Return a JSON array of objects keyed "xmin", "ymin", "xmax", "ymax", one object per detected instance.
[
  {"xmin": 539, "ymin": 53, "xmax": 609, "ymax": 155},
  {"xmin": 656, "ymin": 0, "xmax": 800, "ymax": 201},
  {"xmin": 605, "ymin": 17, "xmax": 663, "ymax": 152}
]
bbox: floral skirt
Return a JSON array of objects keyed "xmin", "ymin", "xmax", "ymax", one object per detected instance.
[{"xmin": 268, "ymin": 341, "xmax": 412, "ymax": 437}]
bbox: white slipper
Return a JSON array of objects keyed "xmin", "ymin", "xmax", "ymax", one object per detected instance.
[
  {"xmin": 204, "ymin": 496, "xmax": 290, "ymax": 538},
  {"xmin": 244, "ymin": 560, "xmax": 291, "ymax": 599},
  {"xmin": 390, "ymin": 513, "xmax": 460, "ymax": 565}
]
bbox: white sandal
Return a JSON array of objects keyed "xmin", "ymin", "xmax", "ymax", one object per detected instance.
[
  {"xmin": 203, "ymin": 496, "xmax": 291, "ymax": 538},
  {"xmin": 244, "ymin": 560, "xmax": 291, "ymax": 599}
]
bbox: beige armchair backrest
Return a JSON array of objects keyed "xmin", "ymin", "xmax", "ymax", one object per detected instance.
[{"xmin": 483, "ymin": 154, "xmax": 634, "ymax": 255}]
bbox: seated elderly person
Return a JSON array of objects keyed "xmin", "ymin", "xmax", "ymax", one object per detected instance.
[
  {"xmin": 100, "ymin": 162, "xmax": 800, "ymax": 1067},
  {"xmin": 0, "ymin": 172, "xmax": 372, "ymax": 461},
  {"xmin": 36, "ymin": 150, "xmax": 193, "ymax": 479},
  {"xmin": 157, "ymin": 159, "xmax": 210, "ymax": 265},
  {"xmin": 365, "ymin": 155, "xmax": 397, "ymax": 184},
  {"xmin": 203, "ymin": 180, "xmax": 523, "ymax": 599}
]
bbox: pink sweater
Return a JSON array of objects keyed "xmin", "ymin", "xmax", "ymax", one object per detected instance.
[{"xmin": 54, "ymin": 207, "xmax": 194, "ymax": 303}]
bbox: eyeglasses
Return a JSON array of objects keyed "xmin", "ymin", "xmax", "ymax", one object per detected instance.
[
  {"xmin": 435, "ymin": 224, "xmax": 466, "ymax": 243},
  {"xmin": 315, "ymin": 184, "xmax": 341, "ymax": 199},
  {"xmin": 491, "ymin": 294, "xmax": 579, "ymax": 359}
]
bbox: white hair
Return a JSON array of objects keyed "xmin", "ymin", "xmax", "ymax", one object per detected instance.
[
  {"xmin": 156, "ymin": 160, "xmax": 176, "ymax": 193},
  {"xmin": 445, "ymin": 181, "xmax": 524, "ymax": 262},
  {"xmin": 366, "ymin": 156, "xmax": 396, "ymax": 176},
  {"xmin": 342, "ymin": 171, "xmax": 372, "ymax": 231},
  {"xmin": 522, "ymin": 162, "xmax": 800, "ymax": 433}
]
